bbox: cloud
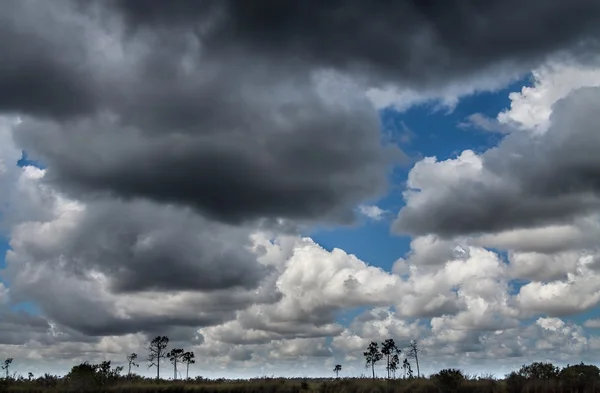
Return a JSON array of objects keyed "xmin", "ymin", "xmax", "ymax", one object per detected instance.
[
  {"xmin": 5, "ymin": 0, "xmax": 600, "ymax": 378},
  {"xmin": 498, "ymin": 60, "xmax": 600, "ymax": 132},
  {"xmin": 583, "ymin": 319, "xmax": 600, "ymax": 329},
  {"xmin": 1, "ymin": 165, "xmax": 283, "ymax": 337},
  {"xmin": 394, "ymin": 82, "xmax": 600, "ymax": 237},
  {"xmin": 7, "ymin": 1, "xmax": 404, "ymax": 225},
  {"xmin": 459, "ymin": 113, "xmax": 514, "ymax": 134},
  {"xmin": 110, "ymin": 0, "xmax": 600, "ymax": 91},
  {"xmin": 516, "ymin": 253, "xmax": 600, "ymax": 316},
  {"xmin": 199, "ymin": 235, "xmax": 404, "ymax": 348},
  {"xmin": 358, "ymin": 205, "xmax": 388, "ymax": 221},
  {"xmin": 4, "ymin": 1, "xmax": 600, "ymax": 225}
]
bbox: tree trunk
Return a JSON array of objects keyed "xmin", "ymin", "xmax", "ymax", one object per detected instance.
[
  {"xmin": 157, "ymin": 358, "xmax": 160, "ymax": 380},
  {"xmin": 387, "ymin": 355, "xmax": 390, "ymax": 379},
  {"xmin": 372, "ymin": 363, "xmax": 375, "ymax": 379},
  {"xmin": 415, "ymin": 353, "xmax": 420, "ymax": 378},
  {"xmin": 186, "ymin": 363, "xmax": 190, "ymax": 379},
  {"xmin": 174, "ymin": 361, "xmax": 177, "ymax": 380}
]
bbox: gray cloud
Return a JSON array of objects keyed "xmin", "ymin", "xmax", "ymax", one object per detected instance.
[
  {"xmin": 112, "ymin": 0, "xmax": 600, "ymax": 89},
  {"xmin": 12, "ymin": 199, "xmax": 267, "ymax": 293},
  {"xmin": 0, "ymin": 0, "xmax": 99, "ymax": 119},
  {"xmin": 8, "ymin": 0, "xmax": 400, "ymax": 225},
  {"xmin": 395, "ymin": 87, "xmax": 600, "ymax": 237},
  {"xmin": 6, "ymin": 0, "xmax": 600, "ymax": 225},
  {"xmin": 0, "ymin": 309, "xmax": 51, "ymax": 345},
  {"xmin": 3, "ymin": 193, "xmax": 283, "ymax": 336}
]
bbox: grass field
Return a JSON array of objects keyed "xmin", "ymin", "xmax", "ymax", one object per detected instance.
[{"xmin": 2, "ymin": 364, "xmax": 600, "ymax": 393}]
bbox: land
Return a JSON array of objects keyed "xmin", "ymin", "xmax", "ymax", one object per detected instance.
[{"xmin": 1, "ymin": 362, "xmax": 599, "ymax": 393}]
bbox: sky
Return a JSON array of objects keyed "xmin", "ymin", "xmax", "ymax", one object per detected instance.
[{"xmin": 3, "ymin": 0, "xmax": 600, "ymax": 380}]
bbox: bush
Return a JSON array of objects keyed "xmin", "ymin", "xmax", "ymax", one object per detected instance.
[
  {"xmin": 431, "ymin": 369, "xmax": 466, "ymax": 393},
  {"xmin": 505, "ymin": 371, "xmax": 527, "ymax": 393},
  {"xmin": 515, "ymin": 362, "xmax": 559, "ymax": 380}
]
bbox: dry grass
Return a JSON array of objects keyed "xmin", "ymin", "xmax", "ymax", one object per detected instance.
[{"xmin": 1, "ymin": 376, "xmax": 599, "ymax": 393}]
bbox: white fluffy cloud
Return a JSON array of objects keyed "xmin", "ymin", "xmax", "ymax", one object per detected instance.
[{"xmin": 498, "ymin": 59, "xmax": 600, "ymax": 132}]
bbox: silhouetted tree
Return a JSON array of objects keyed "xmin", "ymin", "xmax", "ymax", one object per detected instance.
[
  {"xmin": 2, "ymin": 358, "xmax": 13, "ymax": 379},
  {"xmin": 560, "ymin": 362, "xmax": 600, "ymax": 380},
  {"xmin": 167, "ymin": 348, "xmax": 185, "ymax": 380},
  {"xmin": 148, "ymin": 336, "xmax": 169, "ymax": 380},
  {"xmin": 97, "ymin": 360, "xmax": 123, "ymax": 381},
  {"xmin": 65, "ymin": 361, "xmax": 121, "ymax": 389},
  {"xmin": 364, "ymin": 341, "xmax": 383, "ymax": 379},
  {"xmin": 390, "ymin": 353, "xmax": 400, "ymax": 379},
  {"xmin": 407, "ymin": 340, "xmax": 421, "ymax": 378},
  {"xmin": 126, "ymin": 353, "xmax": 139, "ymax": 376},
  {"xmin": 516, "ymin": 361, "xmax": 559, "ymax": 380},
  {"xmin": 182, "ymin": 351, "xmax": 195, "ymax": 379},
  {"xmin": 402, "ymin": 358, "xmax": 413, "ymax": 379},
  {"xmin": 28, "ymin": 372, "xmax": 33, "ymax": 381},
  {"xmin": 381, "ymin": 338, "xmax": 400, "ymax": 379},
  {"xmin": 334, "ymin": 364, "xmax": 342, "ymax": 378}
]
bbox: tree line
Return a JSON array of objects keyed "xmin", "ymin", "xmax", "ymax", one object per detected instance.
[
  {"xmin": 362, "ymin": 338, "xmax": 420, "ymax": 379},
  {"xmin": 331, "ymin": 339, "xmax": 421, "ymax": 380},
  {"xmin": 3, "ymin": 336, "xmax": 421, "ymax": 381},
  {"xmin": 1, "ymin": 335, "xmax": 196, "ymax": 382}
]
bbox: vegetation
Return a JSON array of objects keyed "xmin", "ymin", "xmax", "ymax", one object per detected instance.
[
  {"xmin": 363, "ymin": 341, "xmax": 383, "ymax": 379},
  {"xmin": 333, "ymin": 364, "xmax": 342, "ymax": 378},
  {"xmin": 148, "ymin": 336, "xmax": 170, "ymax": 380},
  {"xmin": 2, "ymin": 336, "xmax": 600, "ymax": 393}
]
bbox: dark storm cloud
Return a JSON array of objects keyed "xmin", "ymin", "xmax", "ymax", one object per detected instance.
[
  {"xmin": 394, "ymin": 87, "xmax": 600, "ymax": 237},
  {"xmin": 112, "ymin": 0, "xmax": 600, "ymax": 88},
  {"xmin": 0, "ymin": 0, "xmax": 98, "ymax": 119},
  {"xmin": 11, "ymin": 1, "xmax": 400, "ymax": 224},
  {"xmin": 7, "ymin": 0, "xmax": 600, "ymax": 224}
]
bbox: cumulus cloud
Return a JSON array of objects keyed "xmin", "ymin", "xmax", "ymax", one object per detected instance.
[
  {"xmin": 498, "ymin": 60, "xmax": 600, "ymax": 132},
  {"xmin": 516, "ymin": 253, "xmax": 600, "ymax": 316},
  {"xmin": 394, "ymin": 84, "xmax": 600, "ymax": 238}
]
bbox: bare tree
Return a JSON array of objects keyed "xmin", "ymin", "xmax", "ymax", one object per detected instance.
[
  {"xmin": 364, "ymin": 341, "xmax": 383, "ymax": 380},
  {"xmin": 167, "ymin": 348, "xmax": 185, "ymax": 380},
  {"xmin": 407, "ymin": 340, "xmax": 421, "ymax": 378},
  {"xmin": 126, "ymin": 353, "xmax": 139, "ymax": 376},
  {"xmin": 2, "ymin": 358, "xmax": 13, "ymax": 379},
  {"xmin": 381, "ymin": 338, "xmax": 401, "ymax": 379},
  {"xmin": 182, "ymin": 351, "xmax": 195, "ymax": 380},
  {"xmin": 148, "ymin": 336, "xmax": 169, "ymax": 380},
  {"xmin": 333, "ymin": 364, "xmax": 342, "ymax": 378}
]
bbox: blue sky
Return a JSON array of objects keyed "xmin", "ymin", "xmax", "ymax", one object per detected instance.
[{"xmin": 310, "ymin": 76, "xmax": 530, "ymax": 272}]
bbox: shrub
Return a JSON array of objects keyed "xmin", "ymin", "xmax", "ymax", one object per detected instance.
[
  {"xmin": 505, "ymin": 371, "xmax": 527, "ymax": 393},
  {"xmin": 515, "ymin": 362, "xmax": 559, "ymax": 380},
  {"xmin": 431, "ymin": 369, "xmax": 465, "ymax": 393}
]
